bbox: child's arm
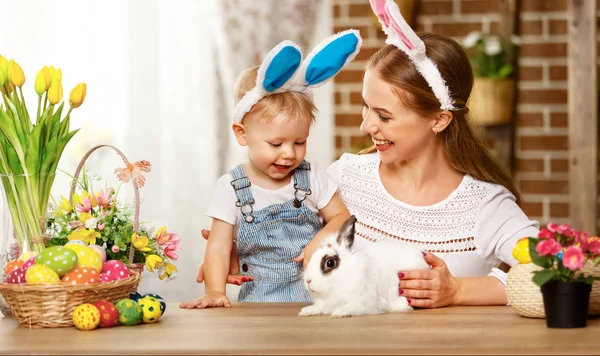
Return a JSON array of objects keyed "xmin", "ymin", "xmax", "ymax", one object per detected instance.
[{"xmin": 179, "ymin": 218, "xmax": 234, "ymax": 309}]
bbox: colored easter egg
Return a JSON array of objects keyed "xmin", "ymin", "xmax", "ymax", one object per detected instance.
[
  {"xmin": 3, "ymin": 259, "xmax": 23, "ymax": 275},
  {"xmin": 512, "ymin": 237, "xmax": 532, "ymax": 264},
  {"xmin": 115, "ymin": 299, "xmax": 143, "ymax": 326},
  {"xmin": 92, "ymin": 300, "xmax": 119, "ymax": 328},
  {"xmin": 64, "ymin": 245, "xmax": 102, "ymax": 272},
  {"xmin": 101, "ymin": 260, "xmax": 130, "ymax": 281},
  {"xmin": 17, "ymin": 251, "xmax": 38, "ymax": 262},
  {"xmin": 21, "ymin": 257, "xmax": 36, "ymax": 272},
  {"xmin": 5, "ymin": 268, "xmax": 26, "ymax": 284},
  {"xmin": 65, "ymin": 240, "xmax": 87, "ymax": 246},
  {"xmin": 25, "ymin": 264, "xmax": 60, "ymax": 284},
  {"xmin": 99, "ymin": 273, "xmax": 111, "ymax": 283},
  {"xmin": 35, "ymin": 246, "xmax": 78, "ymax": 277},
  {"xmin": 61, "ymin": 267, "xmax": 99, "ymax": 285},
  {"xmin": 72, "ymin": 303, "xmax": 100, "ymax": 330},
  {"xmin": 139, "ymin": 296, "xmax": 163, "ymax": 323},
  {"xmin": 129, "ymin": 291, "xmax": 142, "ymax": 301},
  {"xmin": 88, "ymin": 244, "xmax": 107, "ymax": 263},
  {"xmin": 143, "ymin": 293, "xmax": 166, "ymax": 313}
]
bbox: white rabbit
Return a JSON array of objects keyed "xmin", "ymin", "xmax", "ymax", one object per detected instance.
[{"xmin": 299, "ymin": 215, "xmax": 430, "ymax": 318}]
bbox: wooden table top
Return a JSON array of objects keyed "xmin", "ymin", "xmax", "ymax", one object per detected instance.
[{"xmin": 0, "ymin": 303, "xmax": 598, "ymax": 355}]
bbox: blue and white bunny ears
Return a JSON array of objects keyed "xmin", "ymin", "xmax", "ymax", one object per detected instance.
[
  {"xmin": 232, "ymin": 29, "xmax": 362, "ymax": 123},
  {"xmin": 369, "ymin": 0, "xmax": 455, "ymax": 111}
]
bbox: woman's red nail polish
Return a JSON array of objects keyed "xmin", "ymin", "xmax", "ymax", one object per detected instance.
[
  {"xmin": 407, "ymin": 299, "xmax": 412, "ymax": 304},
  {"xmin": 398, "ymin": 272, "xmax": 404, "ymax": 278},
  {"xmin": 422, "ymin": 251, "xmax": 427, "ymax": 256},
  {"xmin": 234, "ymin": 281, "xmax": 240, "ymax": 285},
  {"xmin": 399, "ymin": 289, "xmax": 404, "ymax": 295}
]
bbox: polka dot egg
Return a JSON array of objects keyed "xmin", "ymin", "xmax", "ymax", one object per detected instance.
[
  {"xmin": 21, "ymin": 256, "xmax": 36, "ymax": 272},
  {"xmin": 72, "ymin": 303, "xmax": 100, "ymax": 330},
  {"xmin": 5, "ymin": 268, "xmax": 26, "ymax": 284},
  {"xmin": 101, "ymin": 260, "xmax": 130, "ymax": 282},
  {"xmin": 92, "ymin": 300, "xmax": 119, "ymax": 328},
  {"xmin": 99, "ymin": 273, "xmax": 111, "ymax": 283},
  {"xmin": 35, "ymin": 246, "xmax": 78, "ymax": 277},
  {"xmin": 25, "ymin": 264, "xmax": 60, "ymax": 284},
  {"xmin": 143, "ymin": 293, "xmax": 166, "ymax": 313},
  {"xmin": 115, "ymin": 299, "xmax": 143, "ymax": 326},
  {"xmin": 3, "ymin": 259, "xmax": 23, "ymax": 275},
  {"xmin": 139, "ymin": 296, "xmax": 163, "ymax": 323},
  {"xmin": 64, "ymin": 244, "xmax": 102, "ymax": 272},
  {"xmin": 61, "ymin": 267, "xmax": 99, "ymax": 285}
]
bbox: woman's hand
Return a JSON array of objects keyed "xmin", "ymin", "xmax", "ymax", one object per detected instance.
[
  {"xmin": 397, "ymin": 252, "xmax": 459, "ymax": 308},
  {"xmin": 179, "ymin": 291, "xmax": 232, "ymax": 309},
  {"xmin": 197, "ymin": 229, "xmax": 253, "ymax": 285}
]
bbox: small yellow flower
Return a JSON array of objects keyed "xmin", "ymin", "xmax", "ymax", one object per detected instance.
[
  {"xmin": 0, "ymin": 56, "xmax": 7, "ymax": 86},
  {"xmin": 71, "ymin": 193, "xmax": 82, "ymax": 207},
  {"xmin": 132, "ymin": 232, "xmax": 151, "ymax": 252},
  {"xmin": 59, "ymin": 197, "xmax": 72, "ymax": 212},
  {"xmin": 512, "ymin": 237, "xmax": 532, "ymax": 264},
  {"xmin": 145, "ymin": 254, "xmax": 163, "ymax": 272},
  {"xmin": 8, "ymin": 60, "xmax": 25, "ymax": 87},
  {"xmin": 48, "ymin": 79, "xmax": 63, "ymax": 104},
  {"xmin": 68, "ymin": 228, "xmax": 100, "ymax": 245},
  {"xmin": 69, "ymin": 83, "xmax": 86, "ymax": 108},
  {"xmin": 49, "ymin": 66, "xmax": 61, "ymax": 82},
  {"xmin": 34, "ymin": 66, "xmax": 50, "ymax": 95},
  {"xmin": 79, "ymin": 212, "xmax": 93, "ymax": 224},
  {"xmin": 159, "ymin": 263, "xmax": 178, "ymax": 280}
]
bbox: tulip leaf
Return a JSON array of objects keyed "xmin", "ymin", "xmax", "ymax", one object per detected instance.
[
  {"xmin": 0, "ymin": 109, "xmax": 24, "ymax": 160},
  {"xmin": 6, "ymin": 98, "xmax": 26, "ymax": 148},
  {"xmin": 24, "ymin": 123, "xmax": 43, "ymax": 175},
  {"xmin": 50, "ymin": 102, "xmax": 64, "ymax": 136},
  {"xmin": 5, "ymin": 144, "xmax": 23, "ymax": 174}
]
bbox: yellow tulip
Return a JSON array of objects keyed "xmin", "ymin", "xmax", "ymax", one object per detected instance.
[
  {"xmin": 145, "ymin": 255, "xmax": 163, "ymax": 272},
  {"xmin": 0, "ymin": 56, "xmax": 7, "ymax": 86},
  {"xmin": 69, "ymin": 83, "xmax": 86, "ymax": 108},
  {"xmin": 59, "ymin": 197, "xmax": 72, "ymax": 212},
  {"xmin": 8, "ymin": 60, "xmax": 25, "ymax": 87},
  {"xmin": 71, "ymin": 193, "xmax": 82, "ymax": 207},
  {"xmin": 47, "ymin": 79, "xmax": 63, "ymax": 104},
  {"xmin": 34, "ymin": 66, "xmax": 50, "ymax": 95},
  {"xmin": 68, "ymin": 228, "xmax": 100, "ymax": 245},
  {"xmin": 50, "ymin": 66, "xmax": 61, "ymax": 82}
]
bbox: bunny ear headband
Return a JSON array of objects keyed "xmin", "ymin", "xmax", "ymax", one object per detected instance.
[
  {"xmin": 369, "ymin": 0, "xmax": 455, "ymax": 111},
  {"xmin": 232, "ymin": 29, "xmax": 363, "ymax": 123}
]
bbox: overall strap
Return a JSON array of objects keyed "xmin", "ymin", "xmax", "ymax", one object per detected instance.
[
  {"xmin": 292, "ymin": 160, "xmax": 312, "ymax": 208},
  {"xmin": 230, "ymin": 165, "xmax": 255, "ymax": 223}
]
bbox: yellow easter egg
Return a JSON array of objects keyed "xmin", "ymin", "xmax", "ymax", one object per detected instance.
[
  {"xmin": 25, "ymin": 264, "xmax": 60, "ymax": 284},
  {"xmin": 512, "ymin": 237, "xmax": 532, "ymax": 264},
  {"xmin": 64, "ymin": 244, "xmax": 103, "ymax": 273},
  {"xmin": 72, "ymin": 303, "xmax": 101, "ymax": 331},
  {"xmin": 18, "ymin": 251, "xmax": 38, "ymax": 262}
]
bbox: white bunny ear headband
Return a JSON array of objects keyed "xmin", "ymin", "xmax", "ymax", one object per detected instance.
[
  {"xmin": 369, "ymin": 0, "xmax": 455, "ymax": 111},
  {"xmin": 232, "ymin": 29, "xmax": 363, "ymax": 123}
]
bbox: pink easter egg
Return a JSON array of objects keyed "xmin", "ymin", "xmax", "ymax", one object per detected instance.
[
  {"xmin": 88, "ymin": 244, "xmax": 107, "ymax": 263},
  {"xmin": 101, "ymin": 260, "xmax": 130, "ymax": 281},
  {"xmin": 99, "ymin": 273, "xmax": 111, "ymax": 283},
  {"xmin": 22, "ymin": 257, "xmax": 36, "ymax": 272},
  {"xmin": 6, "ymin": 267, "xmax": 26, "ymax": 284}
]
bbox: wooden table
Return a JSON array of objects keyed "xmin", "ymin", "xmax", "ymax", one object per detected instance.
[{"xmin": 0, "ymin": 303, "xmax": 599, "ymax": 354}]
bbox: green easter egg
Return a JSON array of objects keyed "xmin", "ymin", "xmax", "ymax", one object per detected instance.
[
  {"xmin": 143, "ymin": 293, "xmax": 166, "ymax": 313},
  {"xmin": 35, "ymin": 246, "xmax": 77, "ymax": 277},
  {"xmin": 115, "ymin": 299, "xmax": 143, "ymax": 326},
  {"xmin": 139, "ymin": 296, "xmax": 163, "ymax": 323}
]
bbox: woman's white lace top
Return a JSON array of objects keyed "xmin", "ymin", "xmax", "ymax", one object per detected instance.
[{"xmin": 328, "ymin": 153, "xmax": 540, "ymax": 284}]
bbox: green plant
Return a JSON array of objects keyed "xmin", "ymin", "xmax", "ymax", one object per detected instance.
[{"xmin": 461, "ymin": 31, "xmax": 520, "ymax": 80}]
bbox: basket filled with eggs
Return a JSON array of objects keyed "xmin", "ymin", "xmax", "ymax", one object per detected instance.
[{"xmin": 0, "ymin": 145, "xmax": 180, "ymax": 328}]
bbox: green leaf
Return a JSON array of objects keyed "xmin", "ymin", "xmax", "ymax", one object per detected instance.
[
  {"xmin": 0, "ymin": 109, "xmax": 24, "ymax": 160},
  {"xmin": 24, "ymin": 123, "xmax": 44, "ymax": 175},
  {"xmin": 529, "ymin": 238, "xmax": 553, "ymax": 268},
  {"xmin": 532, "ymin": 269, "xmax": 559, "ymax": 286},
  {"xmin": 50, "ymin": 102, "xmax": 64, "ymax": 137}
]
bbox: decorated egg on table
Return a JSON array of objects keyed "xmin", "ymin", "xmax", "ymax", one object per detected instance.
[
  {"xmin": 87, "ymin": 244, "xmax": 106, "ymax": 263},
  {"xmin": 66, "ymin": 240, "xmax": 86, "ymax": 246},
  {"xmin": 143, "ymin": 293, "xmax": 166, "ymax": 313},
  {"xmin": 21, "ymin": 257, "xmax": 36, "ymax": 272},
  {"xmin": 512, "ymin": 237, "xmax": 532, "ymax": 264},
  {"xmin": 3, "ymin": 259, "xmax": 24, "ymax": 275},
  {"xmin": 115, "ymin": 299, "xmax": 143, "ymax": 326},
  {"xmin": 35, "ymin": 246, "xmax": 78, "ymax": 277},
  {"xmin": 92, "ymin": 300, "xmax": 119, "ymax": 328},
  {"xmin": 25, "ymin": 264, "xmax": 60, "ymax": 284},
  {"xmin": 17, "ymin": 251, "xmax": 38, "ymax": 262},
  {"xmin": 5, "ymin": 268, "xmax": 26, "ymax": 284},
  {"xmin": 64, "ymin": 244, "xmax": 102, "ymax": 272},
  {"xmin": 72, "ymin": 303, "xmax": 100, "ymax": 330},
  {"xmin": 129, "ymin": 291, "xmax": 142, "ymax": 301},
  {"xmin": 101, "ymin": 260, "xmax": 130, "ymax": 281},
  {"xmin": 138, "ymin": 296, "xmax": 163, "ymax": 323},
  {"xmin": 61, "ymin": 267, "xmax": 99, "ymax": 285}
]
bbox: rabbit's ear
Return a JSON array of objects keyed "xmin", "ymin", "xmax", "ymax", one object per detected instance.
[
  {"xmin": 257, "ymin": 40, "xmax": 303, "ymax": 93},
  {"xmin": 336, "ymin": 215, "xmax": 357, "ymax": 250},
  {"xmin": 295, "ymin": 29, "xmax": 362, "ymax": 88}
]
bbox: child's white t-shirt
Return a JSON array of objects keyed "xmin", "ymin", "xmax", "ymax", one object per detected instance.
[{"xmin": 206, "ymin": 161, "xmax": 337, "ymax": 226}]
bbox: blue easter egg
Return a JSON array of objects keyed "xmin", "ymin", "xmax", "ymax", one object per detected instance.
[{"xmin": 129, "ymin": 291, "xmax": 142, "ymax": 301}]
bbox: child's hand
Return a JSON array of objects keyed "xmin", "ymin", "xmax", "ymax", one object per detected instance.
[
  {"xmin": 197, "ymin": 229, "xmax": 254, "ymax": 285},
  {"xmin": 179, "ymin": 291, "xmax": 232, "ymax": 309}
]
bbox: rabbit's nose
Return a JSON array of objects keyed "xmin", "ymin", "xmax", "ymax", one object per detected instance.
[{"xmin": 306, "ymin": 279, "xmax": 312, "ymax": 284}]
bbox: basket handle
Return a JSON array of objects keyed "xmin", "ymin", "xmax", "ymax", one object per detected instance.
[{"xmin": 69, "ymin": 144, "xmax": 140, "ymax": 265}]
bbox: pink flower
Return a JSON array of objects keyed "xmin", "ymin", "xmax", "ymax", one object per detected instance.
[
  {"xmin": 586, "ymin": 240, "xmax": 600, "ymax": 255},
  {"xmin": 111, "ymin": 245, "xmax": 120, "ymax": 253},
  {"xmin": 9, "ymin": 242, "xmax": 20, "ymax": 260},
  {"xmin": 538, "ymin": 229, "xmax": 555, "ymax": 239},
  {"xmin": 164, "ymin": 243, "xmax": 181, "ymax": 260},
  {"xmin": 155, "ymin": 227, "xmax": 179, "ymax": 246},
  {"xmin": 546, "ymin": 222, "xmax": 574, "ymax": 236},
  {"xmin": 562, "ymin": 246, "xmax": 585, "ymax": 271},
  {"xmin": 95, "ymin": 189, "xmax": 115, "ymax": 208},
  {"xmin": 76, "ymin": 195, "xmax": 93, "ymax": 213},
  {"xmin": 536, "ymin": 238, "xmax": 562, "ymax": 256},
  {"xmin": 69, "ymin": 221, "xmax": 84, "ymax": 229}
]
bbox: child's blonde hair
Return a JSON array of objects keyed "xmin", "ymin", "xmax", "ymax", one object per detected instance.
[{"xmin": 234, "ymin": 66, "xmax": 317, "ymax": 124}]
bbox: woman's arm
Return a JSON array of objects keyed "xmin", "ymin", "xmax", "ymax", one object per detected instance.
[{"xmin": 454, "ymin": 276, "xmax": 507, "ymax": 306}]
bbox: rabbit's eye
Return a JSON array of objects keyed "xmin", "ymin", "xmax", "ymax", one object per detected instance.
[
  {"xmin": 320, "ymin": 255, "xmax": 340, "ymax": 274},
  {"xmin": 326, "ymin": 258, "xmax": 336, "ymax": 268}
]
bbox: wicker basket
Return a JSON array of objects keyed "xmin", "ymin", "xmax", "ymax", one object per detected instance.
[
  {"xmin": 0, "ymin": 145, "xmax": 145, "ymax": 328},
  {"xmin": 506, "ymin": 262, "xmax": 600, "ymax": 318}
]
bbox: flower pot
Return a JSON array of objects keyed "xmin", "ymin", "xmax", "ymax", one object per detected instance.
[
  {"xmin": 468, "ymin": 77, "xmax": 516, "ymax": 126},
  {"xmin": 541, "ymin": 280, "xmax": 591, "ymax": 328}
]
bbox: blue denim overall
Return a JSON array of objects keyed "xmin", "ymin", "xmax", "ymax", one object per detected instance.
[{"xmin": 230, "ymin": 161, "xmax": 321, "ymax": 302}]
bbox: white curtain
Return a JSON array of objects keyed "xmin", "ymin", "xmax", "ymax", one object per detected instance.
[{"xmin": 0, "ymin": 0, "xmax": 333, "ymax": 302}]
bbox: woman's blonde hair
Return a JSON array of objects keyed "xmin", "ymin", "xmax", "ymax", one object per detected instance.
[
  {"xmin": 360, "ymin": 33, "xmax": 522, "ymax": 204},
  {"xmin": 234, "ymin": 66, "xmax": 317, "ymax": 124}
]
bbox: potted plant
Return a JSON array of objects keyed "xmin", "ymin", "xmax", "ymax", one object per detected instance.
[
  {"xmin": 529, "ymin": 223, "xmax": 600, "ymax": 328},
  {"xmin": 461, "ymin": 31, "xmax": 520, "ymax": 126}
]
